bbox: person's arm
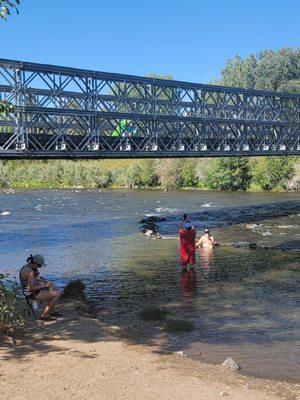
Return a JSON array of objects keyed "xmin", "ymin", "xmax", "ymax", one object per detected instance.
[
  {"xmin": 27, "ymin": 271, "xmax": 49, "ymax": 291},
  {"xmin": 210, "ymin": 236, "xmax": 215, "ymax": 245},
  {"xmin": 196, "ymin": 237, "xmax": 203, "ymax": 248}
]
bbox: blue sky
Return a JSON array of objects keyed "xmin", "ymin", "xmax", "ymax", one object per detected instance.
[{"xmin": 1, "ymin": 0, "xmax": 299, "ymax": 83}]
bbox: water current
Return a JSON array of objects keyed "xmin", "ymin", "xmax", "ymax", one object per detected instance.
[{"xmin": 0, "ymin": 189, "xmax": 299, "ymax": 381}]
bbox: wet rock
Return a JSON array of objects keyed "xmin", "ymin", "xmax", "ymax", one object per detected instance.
[
  {"xmin": 140, "ymin": 215, "xmax": 165, "ymax": 238},
  {"xmin": 143, "ymin": 229, "xmax": 161, "ymax": 239},
  {"xmin": 63, "ymin": 280, "xmax": 85, "ymax": 300},
  {"xmin": 140, "ymin": 216, "xmax": 166, "ymax": 224},
  {"xmin": 233, "ymin": 242, "xmax": 250, "ymax": 248},
  {"xmin": 232, "ymin": 242, "xmax": 257, "ymax": 250},
  {"xmin": 144, "ymin": 229, "xmax": 154, "ymax": 237},
  {"xmin": 248, "ymin": 243, "xmax": 257, "ymax": 250},
  {"xmin": 222, "ymin": 357, "xmax": 241, "ymax": 370}
]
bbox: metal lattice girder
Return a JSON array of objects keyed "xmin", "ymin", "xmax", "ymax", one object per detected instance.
[{"xmin": 0, "ymin": 58, "xmax": 299, "ymax": 159}]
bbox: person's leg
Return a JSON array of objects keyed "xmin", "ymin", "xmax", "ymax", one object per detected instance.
[{"xmin": 35, "ymin": 289, "xmax": 61, "ymax": 318}]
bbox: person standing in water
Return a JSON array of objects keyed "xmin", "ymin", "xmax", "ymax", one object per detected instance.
[
  {"xmin": 196, "ymin": 229, "xmax": 215, "ymax": 269},
  {"xmin": 196, "ymin": 228, "xmax": 215, "ymax": 249},
  {"xmin": 179, "ymin": 218, "xmax": 196, "ymax": 268}
]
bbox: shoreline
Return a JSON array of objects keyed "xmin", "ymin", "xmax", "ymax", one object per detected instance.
[
  {"xmin": 0, "ymin": 185, "xmax": 299, "ymax": 193},
  {"xmin": 1, "ymin": 300, "xmax": 299, "ymax": 400}
]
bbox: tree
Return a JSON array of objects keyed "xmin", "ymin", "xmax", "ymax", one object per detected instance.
[
  {"xmin": 204, "ymin": 157, "xmax": 251, "ymax": 191},
  {"xmin": 251, "ymin": 157, "xmax": 295, "ymax": 191},
  {"xmin": 221, "ymin": 48, "xmax": 300, "ymax": 94},
  {"xmin": 180, "ymin": 159, "xmax": 199, "ymax": 187},
  {"xmin": 0, "ymin": 0, "xmax": 21, "ymax": 19}
]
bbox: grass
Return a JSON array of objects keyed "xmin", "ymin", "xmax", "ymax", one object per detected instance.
[
  {"xmin": 164, "ymin": 318, "xmax": 195, "ymax": 333},
  {"xmin": 139, "ymin": 305, "xmax": 170, "ymax": 321}
]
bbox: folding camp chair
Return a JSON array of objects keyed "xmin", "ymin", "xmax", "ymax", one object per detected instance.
[
  {"xmin": 19, "ymin": 269, "xmax": 41, "ymax": 320},
  {"xmin": 23, "ymin": 292, "xmax": 38, "ymax": 319}
]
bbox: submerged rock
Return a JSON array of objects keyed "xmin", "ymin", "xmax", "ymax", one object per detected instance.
[
  {"xmin": 140, "ymin": 215, "xmax": 166, "ymax": 224},
  {"xmin": 222, "ymin": 357, "xmax": 241, "ymax": 370},
  {"xmin": 232, "ymin": 242, "xmax": 257, "ymax": 249}
]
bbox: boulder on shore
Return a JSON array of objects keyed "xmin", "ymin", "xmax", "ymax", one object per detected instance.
[{"xmin": 222, "ymin": 357, "xmax": 241, "ymax": 370}]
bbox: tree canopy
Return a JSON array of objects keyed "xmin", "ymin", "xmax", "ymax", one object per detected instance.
[
  {"xmin": 221, "ymin": 48, "xmax": 300, "ymax": 93},
  {"xmin": 0, "ymin": 0, "xmax": 21, "ymax": 19}
]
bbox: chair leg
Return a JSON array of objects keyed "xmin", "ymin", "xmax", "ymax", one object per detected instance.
[{"xmin": 26, "ymin": 298, "xmax": 37, "ymax": 320}]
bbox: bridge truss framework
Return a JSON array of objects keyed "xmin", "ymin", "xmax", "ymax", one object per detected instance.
[{"xmin": 0, "ymin": 58, "xmax": 299, "ymax": 159}]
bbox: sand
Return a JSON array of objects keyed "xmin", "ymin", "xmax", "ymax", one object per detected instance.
[{"xmin": 1, "ymin": 302, "xmax": 299, "ymax": 400}]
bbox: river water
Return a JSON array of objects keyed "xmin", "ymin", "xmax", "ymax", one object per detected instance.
[{"xmin": 0, "ymin": 189, "xmax": 299, "ymax": 382}]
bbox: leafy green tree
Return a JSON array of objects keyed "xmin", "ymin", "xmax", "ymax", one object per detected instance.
[
  {"xmin": 221, "ymin": 54, "xmax": 257, "ymax": 89},
  {"xmin": 156, "ymin": 159, "xmax": 183, "ymax": 189},
  {"xmin": 204, "ymin": 157, "xmax": 251, "ymax": 191},
  {"xmin": 254, "ymin": 48, "xmax": 300, "ymax": 92},
  {"xmin": 251, "ymin": 157, "xmax": 295, "ymax": 191},
  {"xmin": 0, "ymin": 0, "xmax": 21, "ymax": 19},
  {"xmin": 139, "ymin": 160, "xmax": 159, "ymax": 187},
  {"xmin": 180, "ymin": 159, "xmax": 199, "ymax": 187},
  {"xmin": 221, "ymin": 48, "xmax": 300, "ymax": 93}
]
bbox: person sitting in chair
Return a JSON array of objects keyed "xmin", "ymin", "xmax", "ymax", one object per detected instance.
[{"xmin": 20, "ymin": 254, "xmax": 61, "ymax": 320}]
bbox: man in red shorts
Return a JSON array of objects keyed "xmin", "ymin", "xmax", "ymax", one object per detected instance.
[{"xmin": 179, "ymin": 221, "xmax": 196, "ymax": 268}]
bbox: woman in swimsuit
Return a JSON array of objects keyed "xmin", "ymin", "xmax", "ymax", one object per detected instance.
[{"xmin": 20, "ymin": 254, "xmax": 61, "ymax": 320}]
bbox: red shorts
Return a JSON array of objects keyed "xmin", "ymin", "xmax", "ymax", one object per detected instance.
[{"xmin": 180, "ymin": 253, "xmax": 195, "ymax": 266}]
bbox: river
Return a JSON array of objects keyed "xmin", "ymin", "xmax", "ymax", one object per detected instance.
[{"xmin": 0, "ymin": 189, "xmax": 299, "ymax": 382}]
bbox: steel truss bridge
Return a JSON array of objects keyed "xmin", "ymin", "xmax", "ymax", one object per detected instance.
[{"xmin": 0, "ymin": 58, "xmax": 299, "ymax": 159}]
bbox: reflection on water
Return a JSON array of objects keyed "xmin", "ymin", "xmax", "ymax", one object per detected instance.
[
  {"xmin": 199, "ymin": 247, "xmax": 215, "ymax": 269},
  {"xmin": 0, "ymin": 189, "xmax": 299, "ymax": 381}
]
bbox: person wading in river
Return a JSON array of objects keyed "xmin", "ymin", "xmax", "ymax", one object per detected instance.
[
  {"xmin": 196, "ymin": 229, "xmax": 215, "ymax": 269},
  {"xmin": 179, "ymin": 220, "xmax": 196, "ymax": 268},
  {"xmin": 19, "ymin": 254, "xmax": 61, "ymax": 320},
  {"xmin": 196, "ymin": 229, "xmax": 215, "ymax": 249}
]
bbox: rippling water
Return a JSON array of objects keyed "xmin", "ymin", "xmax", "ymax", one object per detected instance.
[{"xmin": 0, "ymin": 189, "xmax": 299, "ymax": 381}]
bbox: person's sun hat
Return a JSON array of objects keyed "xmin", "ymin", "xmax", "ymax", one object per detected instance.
[{"xmin": 32, "ymin": 254, "xmax": 45, "ymax": 266}]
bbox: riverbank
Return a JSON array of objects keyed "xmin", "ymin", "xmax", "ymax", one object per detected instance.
[
  {"xmin": 0, "ymin": 157, "xmax": 299, "ymax": 191},
  {"xmin": 1, "ymin": 301, "xmax": 299, "ymax": 400}
]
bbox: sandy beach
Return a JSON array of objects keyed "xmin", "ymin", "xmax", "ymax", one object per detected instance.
[{"xmin": 1, "ymin": 301, "xmax": 299, "ymax": 400}]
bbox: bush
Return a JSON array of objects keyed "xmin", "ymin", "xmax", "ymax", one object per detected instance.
[{"xmin": 0, "ymin": 274, "xmax": 26, "ymax": 337}]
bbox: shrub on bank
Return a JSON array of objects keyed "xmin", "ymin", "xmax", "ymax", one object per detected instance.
[
  {"xmin": 0, "ymin": 274, "xmax": 26, "ymax": 337},
  {"xmin": 0, "ymin": 157, "xmax": 299, "ymax": 191}
]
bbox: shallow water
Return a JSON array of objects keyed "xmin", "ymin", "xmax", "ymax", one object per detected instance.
[{"xmin": 0, "ymin": 189, "xmax": 299, "ymax": 381}]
